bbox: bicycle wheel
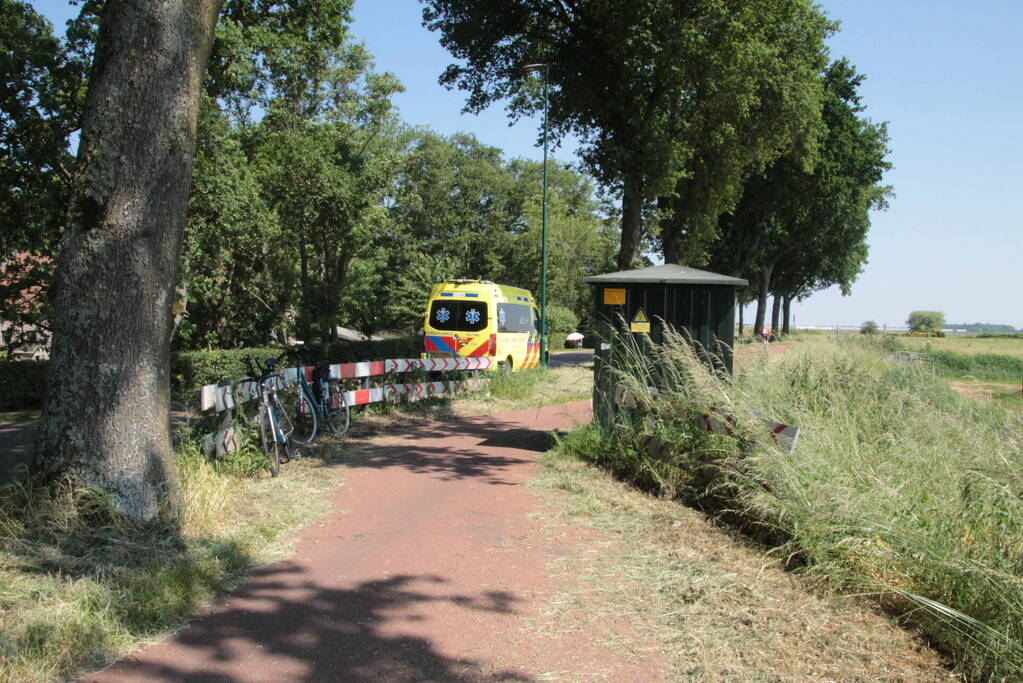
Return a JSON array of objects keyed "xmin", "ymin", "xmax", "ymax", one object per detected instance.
[
  {"xmin": 289, "ymin": 384, "xmax": 317, "ymax": 444},
  {"xmin": 323, "ymin": 380, "xmax": 350, "ymax": 436},
  {"xmin": 258, "ymin": 403, "xmax": 281, "ymax": 477}
]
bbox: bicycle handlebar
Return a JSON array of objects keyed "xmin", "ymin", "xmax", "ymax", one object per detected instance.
[{"xmin": 243, "ymin": 350, "xmax": 289, "ymax": 384}]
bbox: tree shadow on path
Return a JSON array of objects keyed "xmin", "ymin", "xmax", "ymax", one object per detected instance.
[
  {"xmin": 91, "ymin": 562, "xmax": 534, "ymax": 682},
  {"xmin": 341, "ymin": 412, "xmax": 569, "ymax": 485}
]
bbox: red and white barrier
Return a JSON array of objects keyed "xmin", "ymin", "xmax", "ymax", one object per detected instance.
[
  {"xmin": 200, "ymin": 355, "xmax": 493, "ymax": 455},
  {"xmin": 200, "ymin": 356, "xmax": 494, "ymax": 412}
]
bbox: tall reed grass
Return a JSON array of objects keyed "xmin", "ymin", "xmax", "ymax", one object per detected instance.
[{"xmin": 565, "ymin": 327, "xmax": 1023, "ymax": 679}]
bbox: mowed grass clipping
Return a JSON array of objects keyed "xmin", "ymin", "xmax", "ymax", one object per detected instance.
[
  {"xmin": 0, "ymin": 437, "xmax": 337, "ymax": 682},
  {"xmin": 564, "ymin": 332, "xmax": 1023, "ymax": 680},
  {"xmin": 530, "ymin": 442, "xmax": 948, "ymax": 680}
]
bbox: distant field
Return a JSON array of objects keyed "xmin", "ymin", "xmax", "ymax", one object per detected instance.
[{"xmin": 900, "ymin": 334, "xmax": 1023, "ymax": 358}]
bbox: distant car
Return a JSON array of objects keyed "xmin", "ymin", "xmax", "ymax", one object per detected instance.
[{"xmin": 565, "ymin": 332, "xmax": 584, "ymax": 348}]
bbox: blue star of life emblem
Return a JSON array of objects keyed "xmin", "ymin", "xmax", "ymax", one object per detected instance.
[
  {"xmin": 465, "ymin": 308, "xmax": 481, "ymax": 324},
  {"xmin": 435, "ymin": 307, "xmax": 451, "ymax": 323}
]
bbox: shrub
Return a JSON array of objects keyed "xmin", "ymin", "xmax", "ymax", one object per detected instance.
[
  {"xmin": 0, "ymin": 361, "xmax": 48, "ymax": 411},
  {"xmin": 927, "ymin": 349, "xmax": 1023, "ymax": 383},
  {"xmin": 545, "ymin": 304, "xmax": 579, "ymax": 335},
  {"xmin": 859, "ymin": 320, "xmax": 879, "ymax": 335}
]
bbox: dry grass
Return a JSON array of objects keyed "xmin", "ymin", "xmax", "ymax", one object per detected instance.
[
  {"xmin": 449, "ymin": 364, "xmax": 593, "ymax": 417},
  {"xmin": 947, "ymin": 380, "xmax": 1023, "ymax": 416},
  {"xmin": 529, "ymin": 447, "xmax": 954, "ymax": 681},
  {"xmin": 0, "ymin": 441, "xmax": 339, "ymax": 682}
]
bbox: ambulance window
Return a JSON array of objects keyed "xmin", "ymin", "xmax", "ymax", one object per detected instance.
[
  {"xmin": 430, "ymin": 300, "xmax": 488, "ymax": 331},
  {"xmin": 460, "ymin": 302, "xmax": 487, "ymax": 331},
  {"xmin": 498, "ymin": 303, "xmax": 532, "ymax": 333}
]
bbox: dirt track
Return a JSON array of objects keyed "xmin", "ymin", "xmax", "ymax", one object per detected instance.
[{"xmin": 87, "ymin": 400, "xmax": 665, "ymax": 682}]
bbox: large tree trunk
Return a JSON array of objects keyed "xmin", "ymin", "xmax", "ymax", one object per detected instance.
[
  {"xmin": 298, "ymin": 223, "xmax": 312, "ymax": 340},
  {"xmin": 34, "ymin": 0, "xmax": 222, "ymax": 522},
  {"xmin": 738, "ymin": 301, "xmax": 744, "ymax": 336},
  {"xmin": 782, "ymin": 294, "xmax": 792, "ymax": 335},
  {"xmin": 616, "ymin": 174, "xmax": 644, "ymax": 270},
  {"xmin": 659, "ymin": 195, "xmax": 681, "ymax": 265},
  {"xmin": 753, "ymin": 263, "xmax": 773, "ymax": 337},
  {"xmin": 770, "ymin": 294, "xmax": 781, "ymax": 339}
]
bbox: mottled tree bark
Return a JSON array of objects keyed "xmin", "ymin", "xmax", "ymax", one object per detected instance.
[
  {"xmin": 782, "ymin": 293, "xmax": 792, "ymax": 335},
  {"xmin": 34, "ymin": 0, "xmax": 223, "ymax": 522},
  {"xmin": 770, "ymin": 294, "xmax": 781, "ymax": 339},
  {"xmin": 616, "ymin": 174, "xmax": 644, "ymax": 270},
  {"xmin": 753, "ymin": 263, "xmax": 773, "ymax": 337},
  {"xmin": 658, "ymin": 195, "xmax": 681, "ymax": 265}
]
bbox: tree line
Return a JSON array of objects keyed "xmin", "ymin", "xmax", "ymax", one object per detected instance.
[
  {"xmin": 424, "ymin": 0, "xmax": 891, "ymax": 336},
  {"xmin": 2, "ymin": 0, "xmax": 615, "ymax": 353},
  {"xmin": 1, "ymin": 0, "xmax": 890, "ymax": 521}
]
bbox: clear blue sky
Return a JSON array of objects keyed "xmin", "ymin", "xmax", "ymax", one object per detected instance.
[{"xmin": 33, "ymin": 1, "xmax": 1023, "ymax": 329}]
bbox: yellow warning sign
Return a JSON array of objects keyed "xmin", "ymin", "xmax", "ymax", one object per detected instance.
[
  {"xmin": 630, "ymin": 308, "xmax": 650, "ymax": 333},
  {"xmin": 603, "ymin": 288, "xmax": 626, "ymax": 306}
]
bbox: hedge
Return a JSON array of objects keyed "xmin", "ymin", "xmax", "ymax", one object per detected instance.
[
  {"xmin": 173, "ymin": 336, "xmax": 422, "ymax": 396},
  {"xmin": 324, "ymin": 336, "xmax": 421, "ymax": 364},
  {"xmin": 170, "ymin": 347, "xmax": 283, "ymax": 398},
  {"xmin": 0, "ymin": 337, "xmax": 425, "ymax": 411}
]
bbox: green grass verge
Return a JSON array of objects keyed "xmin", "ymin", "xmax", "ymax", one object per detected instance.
[
  {"xmin": 0, "ymin": 434, "xmax": 337, "ymax": 681},
  {"xmin": 925, "ymin": 349, "xmax": 1023, "ymax": 383},
  {"xmin": 0, "ymin": 410, "xmax": 39, "ymax": 426},
  {"xmin": 901, "ymin": 335, "xmax": 1023, "ymax": 359},
  {"xmin": 567, "ymin": 331, "xmax": 1023, "ymax": 680}
]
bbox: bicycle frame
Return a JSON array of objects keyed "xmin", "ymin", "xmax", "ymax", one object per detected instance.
[
  {"xmin": 286, "ymin": 349, "xmax": 349, "ymax": 444},
  {"xmin": 263, "ymin": 377, "xmax": 289, "ymax": 443},
  {"xmin": 242, "ymin": 354, "xmax": 294, "ymax": 476}
]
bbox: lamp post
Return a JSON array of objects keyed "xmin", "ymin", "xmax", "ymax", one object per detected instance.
[{"xmin": 523, "ymin": 62, "xmax": 550, "ymax": 367}]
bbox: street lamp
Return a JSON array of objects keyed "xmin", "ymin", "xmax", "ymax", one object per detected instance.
[{"xmin": 523, "ymin": 62, "xmax": 549, "ymax": 367}]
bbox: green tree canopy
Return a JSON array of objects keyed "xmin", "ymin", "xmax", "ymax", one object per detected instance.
[
  {"xmin": 363, "ymin": 131, "xmax": 614, "ymax": 334},
  {"xmin": 0, "ymin": 0, "xmax": 85, "ymax": 256},
  {"xmin": 421, "ymin": 0, "xmax": 833, "ymax": 269},
  {"xmin": 907, "ymin": 310, "xmax": 945, "ymax": 333},
  {"xmin": 709, "ymin": 59, "xmax": 891, "ymax": 332}
]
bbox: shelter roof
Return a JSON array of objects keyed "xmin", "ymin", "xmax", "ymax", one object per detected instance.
[{"xmin": 584, "ymin": 263, "xmax": 748, "ymax": 287}]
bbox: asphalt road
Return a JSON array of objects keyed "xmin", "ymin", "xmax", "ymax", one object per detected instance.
[
  {"xmin": 87, "ymin": 400, "xmax": 665, "ymax": 682},
  {"xmin": 548, "ymin": 349, "xmax": 593, "ymax": 368}
]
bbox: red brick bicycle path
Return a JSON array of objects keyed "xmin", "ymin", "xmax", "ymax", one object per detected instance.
[{"xmin": 86, "ymin": 400, "xmax": 664, "ymax": 682}]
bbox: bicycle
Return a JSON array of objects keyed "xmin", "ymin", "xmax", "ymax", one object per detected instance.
[
  {"xmin": 286, "ymin": 346, "xmax": 350, "ymax": 445},
  {"xmin": 243, "ymin": 353, "xmax": 294, "ymax": 477}
]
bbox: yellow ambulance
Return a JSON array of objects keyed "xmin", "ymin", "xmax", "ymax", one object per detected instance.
[{"xmin": 423, "ymin": 279, "xmax": 542, "ymax": 370}]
